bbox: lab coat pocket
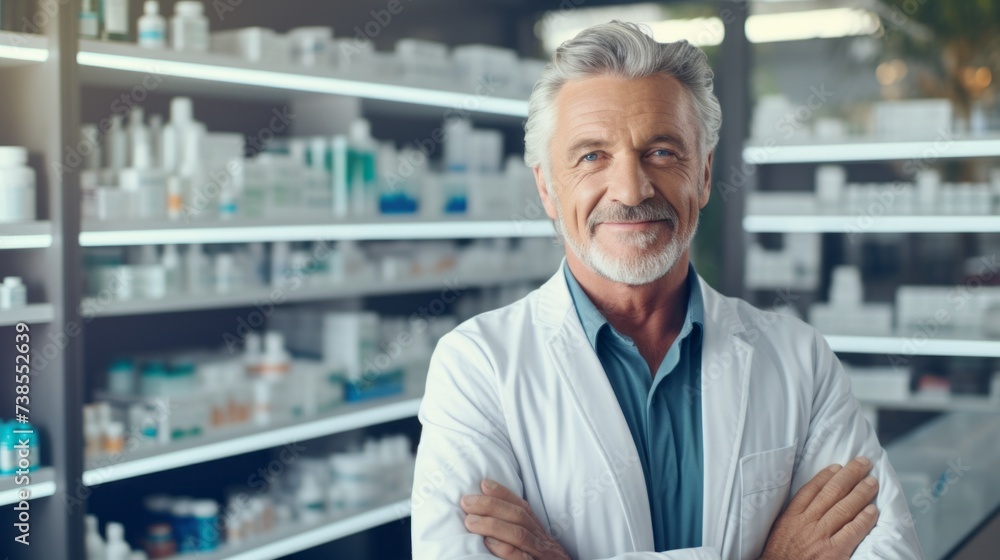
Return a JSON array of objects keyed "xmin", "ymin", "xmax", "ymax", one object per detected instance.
[{"xmin": 737, "ymin": 440, "xmax": 797, "ymax": 560}]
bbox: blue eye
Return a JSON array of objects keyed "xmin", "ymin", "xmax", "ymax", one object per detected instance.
[
  {"xmin": 651, "ymin": 149, "xmax": 673, "ymax": 157},
  {"xmin": 582, "ymin": 153, "xmax": 598, "ymax": 162}
]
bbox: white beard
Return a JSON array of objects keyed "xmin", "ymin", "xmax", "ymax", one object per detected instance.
[{"xmin": 554, "ymin": 203, "xmax": 697, "ymax": 286}]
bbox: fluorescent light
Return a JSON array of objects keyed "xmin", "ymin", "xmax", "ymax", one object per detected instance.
[
  {"xmin": 744, "ymin": 215, "xmax": 1000, "ymax": 234},
  {"xmin": 746, "ymin": 8, "xmax": 879, "ymax": 43},
  {"xmin": 743, "ymin": 136, "xmax": 1000, "ymax": 163},
  {"xmin": 825, "ymin": 335, "xmax": 1000, "ymax": 358},
  {"xmin": 77, "ymin": 51, "xmax": 528, "ymax": 117},
  {"xmin": 79, "ymin": 220, "xmax": 555, "ymax": 247},
  {"xmin": 0, "ymin": 44, "xmax": 48, "ymax": 62},
  {"xmin": 646, "ymin": 17, "xmax": 724, "ymax": 47},
  {"xmin": 82, "ymin": 397, "xmax": 422, "ymax": 486}
]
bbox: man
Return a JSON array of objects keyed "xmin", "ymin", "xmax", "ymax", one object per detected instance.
[{"xmin": 412, "ymin": 21, "xmax": 923, "ymax": 560}]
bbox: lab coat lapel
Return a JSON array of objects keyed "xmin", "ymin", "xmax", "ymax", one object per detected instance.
[
  {"xmin": 697, "ymin": 276, "xmax": 754, "ymax": 551},
  {"xmin": 533, "ymin": 265, "xmax": 654, "ymax": 552}
]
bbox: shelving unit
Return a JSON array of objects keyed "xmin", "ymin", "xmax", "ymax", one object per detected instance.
[
  {"xmin": 0, "ymin": 467, "xmax": 58, "ymax": 506},
  {"xmin": 743, "ymin": 127, "xmax": 1000, "ymax": 558},
  {"xmin": 0, "ymin": 221, "xmax": 54, "ymax": 249},
  {"xmin": 0, "ymin": 3, "xmax": 573, "ymax": 558},
  {"xmin": 77, "ymin": 39, "xmax": 528, "ymax": 116},
  {"xmin": 743, "ymin": 135, "xmax": 1000, "ymax": 163},
  {"xmin": 80, "ymin": 217, "xmax": 554, "ymax": 246},
  {"xmin": 83, "ymin": 395, "xmax": 422, "ymax": 486},
  {"xmin": 158, "ymin": 498, "xmax": 411, "ymax": 560},
  {"xmin": 744, "ymin": 214, "xmax": 1000, "ymax": 234},
  {"xmin": 0, "ymin": 303, "xmax": 55, "ymax": 326},
  {"xmin": 82, "ymin": 265, "xmax": 555, "ymax": 317}
]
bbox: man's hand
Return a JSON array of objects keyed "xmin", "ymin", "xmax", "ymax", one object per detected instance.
[
  {"xmin": 461, "ymin": 479, "xmax": 571, "ymax": 560},
  {"xmin": 760, "ymin": 457, "xmax": 880, "ymax": 560}
]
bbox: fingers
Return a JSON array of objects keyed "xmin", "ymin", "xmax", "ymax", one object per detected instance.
[
  {"xmin": 461, "ymin": 494, "xmax": 545, "ymax": 536},
  {"xmin": 818, "ymin": 474, "xmax": 879, "ymax": 535},
  {"xmin": 480, "ymin": 479, "xmax": 546, "ymax": 528},
  {"xmin": 484, "ymin": 536, "xmax": 532, "ymax": 560},
  {"xmin": 805, "ymin": 457, "xmax": 874, "ymax": 519},
  {"xmin": 830, "ymin": 503, "xmax": 879, "ymax": 553},
  {"xmin": 786, "ymin": 463, "xmax": 842, "ymax": 516},
  {"xmin": 465, "ymin": 514, "xmax": 547, "ymax": 557}
]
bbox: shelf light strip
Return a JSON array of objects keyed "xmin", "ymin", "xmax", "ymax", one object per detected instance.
[
  {"xmin": 826, "ymin": 335, "xmax": 1000, "ymax": 358},
  {"xmin": 743, "ymin": 215, "xmax": 1000, "ymax": 233},
  {"xmin": 223, "ymin": 500, "xmax": 411, "ymax": 560},
  {"xmin": 0, "ymin": 481, "xmax": 57, "ymax": 506},
  {"xmin": 79, "ymin": 220, "xmax": 555, "ymax": 247},
  {"xmin": 743, "ymin": 139, "xmax": 1000, "ymax": 163},
  {"xmin": 0, "ymin": 44, "xmax": 48, "ymax": 63},
  {"xmin": 0, "ymin": 234, "xmax": 53, "ymax": 249},
  {"xmin": 77, "ymin": 51, "xmax": 528, "ymax": 117},
  {"xmin": 82, "ymin": 398, "xmax": 421, "ymax": 486}
]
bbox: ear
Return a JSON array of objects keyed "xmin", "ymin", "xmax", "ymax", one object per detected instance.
[
  {"xmin": 699, "ymin": 150, "xmax": 713, "ymax": 209},
  {"xmin": 533, "ymin": 166, "xmax": 560, "ymax": 221}
]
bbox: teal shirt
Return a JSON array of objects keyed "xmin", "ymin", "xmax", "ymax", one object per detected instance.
[{"xmin": 564, "ymin": 263, "xmax": 704, "ymax": 551}]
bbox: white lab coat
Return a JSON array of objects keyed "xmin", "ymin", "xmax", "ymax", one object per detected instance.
[{"xmin": 411, "ymin": 264, "xmax": 924, "ymax": 559}]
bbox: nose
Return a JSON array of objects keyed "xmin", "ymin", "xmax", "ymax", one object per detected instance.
[{"xmin": 606, "ymin": 155, "xmax": 654, "ymax": 207}]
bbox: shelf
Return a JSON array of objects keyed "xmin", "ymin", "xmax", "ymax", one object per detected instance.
[
  {"xmin": 77, "ymin": 40, "xmax": 528, "ymax": 117},
  {"xmin": 744, "ymin": 214, "xmax": 1000, "ymax": 233},
  {"xmin": 0, "ymin": 304, "xmax": 55, "ymax": 327},
  {"xmin": 80, "ymin": 218, "xmax": 555, "ymax": 247},
  {"xmin": 162, "ymin": 498, "xmax": 410, "ymax": 560},
  {"xmin": 82, "ymin": 266, "xmax": 556, "ymax": 317},
  {"xmin": 857, "ymin": 395, "xmax": 1000, "ymax": 413},
  {"xmin": 743, "ymin": 135, "xmax": 1000, "ymax": 164},
  {"xmin": 82, "ymin": 395, "xmax": 421, "ymax": 486},
  {"xmin": 825, "ymin": 333, "xmax": 1000, "ymax": 358},
  {"xmin": 0, "ymin": 31, "xmax": 48, "ymax": 67},
  {"xmin": 0, "ymin": 221, "xmax": 53, "ymax": 249},
  {"xmin": 0, "ymin": 467, "xmax": 57, "ymax": 506}
]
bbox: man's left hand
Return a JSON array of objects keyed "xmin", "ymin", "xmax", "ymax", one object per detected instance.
[{"xmin": 461, "ymin": 479, "xmax": 571, "ymax": 559}]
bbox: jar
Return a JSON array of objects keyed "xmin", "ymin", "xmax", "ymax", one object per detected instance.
[
  {"xmin": 171, "ymin": 1, "xmax": 209, "ymax": 52},
  {"xmin": 191, "ymin": 499, "xmax": 220, "ymax": 551},
  {"xmin": 0, "ymin": 147, "xmax": 36, "ymax": 223}
]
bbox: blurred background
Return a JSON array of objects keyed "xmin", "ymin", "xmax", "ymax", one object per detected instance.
[{"xmin": 1, "ymin": 0, "xmax": 999, "ymax": 558}]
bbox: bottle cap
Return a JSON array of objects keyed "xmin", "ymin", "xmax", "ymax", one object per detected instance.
[
  {"xmin": 191, "ymin": 499, "xmax": 219, "ymax": 517},
  {"xmin": 106, "ymin": 521, "xmax": 125, "ymax": 541},
  {"xmin": 0, "ymin": 146, "xmax": 28, "ymax": 166},
  {"xmin": 176, "ymin": 1, "xmax": 204, "ymax": 16},
  {"xmin": 144, "ymin": 0, "xmax": 159, "ymax": 15}
]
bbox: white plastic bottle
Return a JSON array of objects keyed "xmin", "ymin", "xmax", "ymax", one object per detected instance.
[
  {"xmin": 0, "ymin": 146, "xmax": 36, "ymax": 223},
  {"xmin": 102, "ymin": 0, "xmax": 130, "ymax": 41},
  {"xmin": 348, "ymin": 119, "xmax": 378, "ymax": 216},
  {"xmin": 185, "ymin": 244, "xmax": 209, "ymax": 294},
  {"xmin": 0, "ymin": 277, "xmax": 27, "ymax": 309},
  {"xmin": 171, "ymin": 1, "xmax": 209, "ymax": 53},
  {"xmin": 79, "ymin": 0, "xmax": 100, "ymax": 39},
  {"xmin": 84, "ymin": 515, "xmax": 105, "ymax": 560},
  {"xmin": 137, "ymin": 1, "xmax": 167, "ymax": 49},
  {"xmin": 119, "ymin": 118, "xmax": 168, "ymax": 219},
  {"xmin": 104, "ymin": 522, "xmax": 130, "ymax": 560}
]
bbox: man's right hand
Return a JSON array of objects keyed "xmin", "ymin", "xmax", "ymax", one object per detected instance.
[{"xmin": 759, "ymin": 456, "xmax": 880, "ymax": 560}]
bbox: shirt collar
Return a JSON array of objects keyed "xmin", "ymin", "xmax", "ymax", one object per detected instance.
[{"xmin": 563, "ymin": 261, "xmax": 704, "ymax": 351}]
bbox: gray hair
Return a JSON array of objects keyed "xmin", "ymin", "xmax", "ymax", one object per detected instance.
[{"xmin": 523, "ymin": 21, "xmax": 722, "ymax": 172}]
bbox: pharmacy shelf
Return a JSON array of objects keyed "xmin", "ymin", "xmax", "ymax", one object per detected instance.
[
  {"xmin": 825, "ymin": 333, "xmax": 1000, "ymax": 358},
  {"xmin": 80, "ymin": 217, "xmax": 555, "ymax": 247},
  {"xmin": 856, "ymin": 395, "xmax": 1000, "ymax": 413},
  {"xmin": 82, "ymin": 265, "xmax": 556, "ymax": 317},
  {"xmin": 0, "ymin": 468, "xmax": 57, "ymax": 506},
  {"xmin": 0, "ymin": 31, "xmax": 49, "ymax": 67},
  {"xmin": 162, "ymin": 498, "xmax": 410, "ymax": 560},
  {"xmin": 0, "ymin": 303, "xmax": 55, "ymax": 327},
  {"xmin": 82, "ymin": 395, "xmax": 421, "ymax": 486},
  {"xmin": 743, "ymin": 135, "xmax": 1000, "ymax": 164},
  {"xmin": 0, "ymin": 221, "xmax": 53, "ymax": 249},
  {"xmin": 743, "ymin": 214, "xmax": 1000, "ymax": 233},
  {"xmin": 77, "ymin": 40, "xmax": 528, "ymax": 117}
]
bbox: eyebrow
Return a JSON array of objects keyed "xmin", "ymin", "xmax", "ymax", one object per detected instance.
[{"xmin": 565, "ymin": 133, "xmax": 690, "ymax": 156}]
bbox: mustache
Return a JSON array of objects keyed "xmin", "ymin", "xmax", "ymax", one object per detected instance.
[{"xmin": 587, "ymin": 200, "xmax": 679, "ymax": 233}]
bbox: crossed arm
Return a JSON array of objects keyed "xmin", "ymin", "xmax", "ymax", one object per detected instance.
[{"xmin": 460, "ymin": 459, "xmax": 880, "ymax": 559}]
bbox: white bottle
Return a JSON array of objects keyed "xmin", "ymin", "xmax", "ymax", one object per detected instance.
[
  {"xmin": 104, "ymin": 522, "xmax": 130, "ymax": 560},
  {"xmin": 79, "ymin": 0, "xmax": 100, "ymax": 39},
  {"xmin": 84, "ymin": 515, "xmax": 105, "ymax": 560},
  {"xmin": 102, "ymin": 0, "xmax": 130, "ymax": 41},
  {"xmin": 137, "ymin": 1, "xmax": 167, "ymax": 49},
  {"xmin": 0, "ymin": 277, "xmax": 27, "ymax": 309},
  {"xmin": 161, "ymin": 244, "xmax": 182, "ymax": 293},
  {"xmin": 171, "ymin": 1, "xmax": 209, "ymax": 53},
  {"xmin": 258, "ymin": 331, "xmax": 291, "ymax": 379},
  {"xmin": 106, "ymin": 115, "xmax": 129, "ymax": 177},
  {"xmin": 296, "ymin": 473, "xmax": 325, "ymax": 522},
  {"xmin": 0, "ymin": 146, "xmax": 37, "ymax": 223},
  {"xmin": 185, "ymin": 243, "xmax": 209, "ymax": 293},
  {"xmin": 348, "ymin": 119, "xmax": 378, "ymax": 216},
  {"xmin": 119, "ymin": 122, "xmax": 168, "ymax": 219}
]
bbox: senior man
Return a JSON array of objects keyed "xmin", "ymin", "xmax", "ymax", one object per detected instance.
[{"xmin": 411, "ymin": 21, "xmax": 923, "ymax": 560}]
